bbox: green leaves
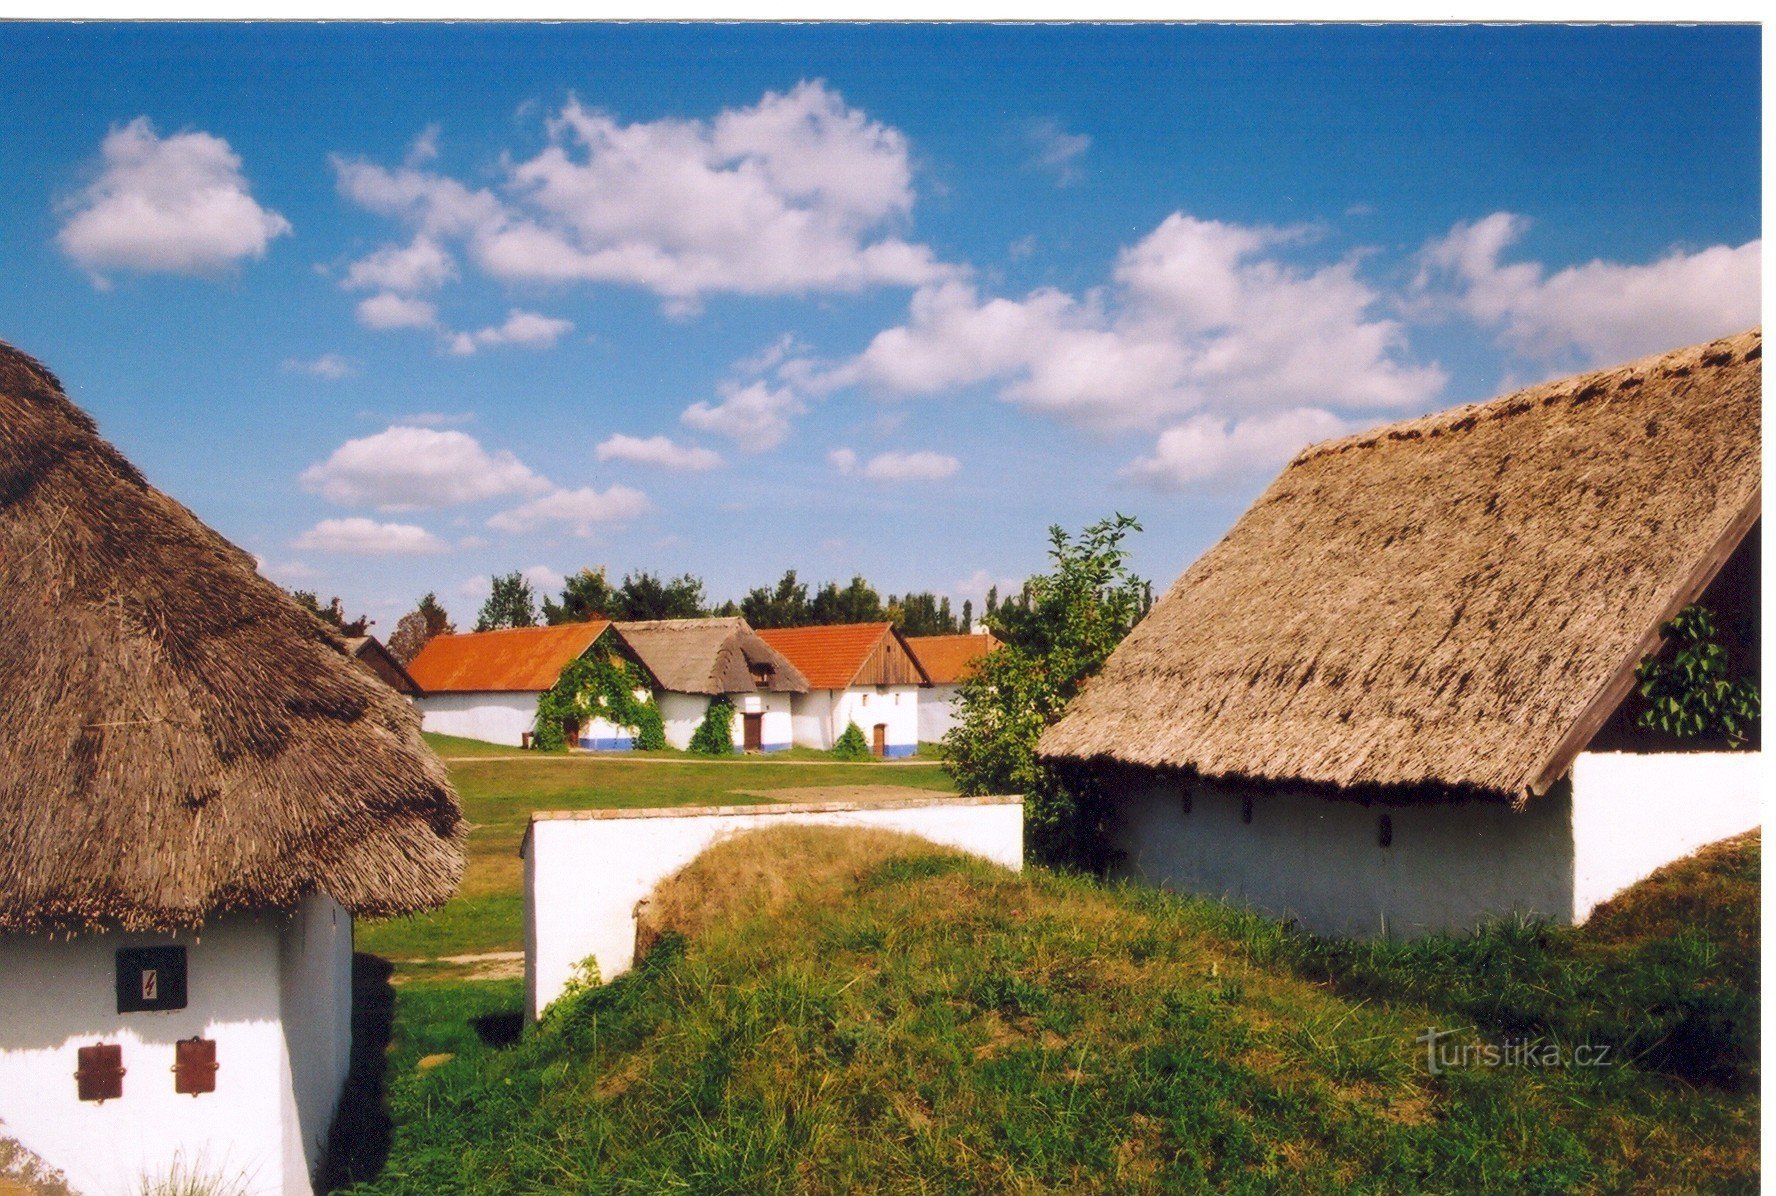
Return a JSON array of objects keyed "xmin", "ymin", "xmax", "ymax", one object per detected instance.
[
  {"xmin": 534, "ymin": 652, "xmax": 666, "ymax": 752},
  {"xmin": 832, "ymin": 722, "xmax": 872, "ymax": 761},
  {"xmin": 689, "ymin": 697, "xmax": 737, "ymax": 755},
  {"xmin": 1633, "ymin": 604, "xmax": 1759, "ymax": 746}
]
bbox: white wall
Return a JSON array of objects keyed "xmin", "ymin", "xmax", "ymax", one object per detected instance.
[
  {"xmin": 1569, "ymin": 751, "xmax": 1762, "ymax": 919},
  {"xmin": 416, "ymin": 691, "xmax": 539, "ymax": 747},
  {"xmin": 792, "ymin": 686, "xmax": 922, "ymax": 754},
  {"xmin": 523, "ymin": 796, "xmax": 1024, "ymax": 1018},
  {"xmin": 917, "ymin": 682, "xmax": 962, "ymax": 743},
  {"xmin": 0, "ymin": 907, "xmax": 348, "ymax": 1196},
  {"xmin": 1108, "ymin": 778, "xmax": 1577, "ymax": 939},
  {"xmin": 657, "ymin": 691, "xmax": 792, "ymax": 752},
  {"xmin": 657, "ymin": 691, "xmax": 710, "ymax": 751}
]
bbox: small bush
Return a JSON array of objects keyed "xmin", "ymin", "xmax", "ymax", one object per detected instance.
[
  {"xmin": 688, "ymin": 697, "xmax": 736, "ymax": 755},
  {"xmin": 832, "ymin": 722, "xmax": 872, "ymax": 761}
]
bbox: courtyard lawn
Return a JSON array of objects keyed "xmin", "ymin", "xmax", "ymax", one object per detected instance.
[{"xmin": 355, "ymin": 734, "xmax": 960, "ymax": 964}]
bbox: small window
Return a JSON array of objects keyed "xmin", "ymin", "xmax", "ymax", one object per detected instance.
[
  {"xmin": 1378, "ymin": 814, "xmax": 1393, "ymax": 849},
  {"xmin": 861, "ymin": 693, "xmax": 870, "ymax": 706},
  {"xmin": 894, "ymin": 692, "xmax": 901, "ymax": 705}
]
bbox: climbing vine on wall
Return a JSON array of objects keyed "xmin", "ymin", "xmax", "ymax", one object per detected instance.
[
  {"xmin": 534, "ymin": 653, "xmax": 666, "ymax": 752},
  {"xmin": 688, "ymin": 697, "xmax": 736, "ymax": 755},
  {"xmin": 1633, "ymin": 604, "xmax": 1759, "ymax": 747}
]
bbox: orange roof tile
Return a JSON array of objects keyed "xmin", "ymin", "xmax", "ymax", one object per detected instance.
[
  {"xmin": 904, "ymin": 633, "xmax": 1000, "ymax": 684},
  {"xmin": 755, "ymin": 622, "xmax": 898, "ymax": 691},
  {"xmin": 406, "ymin": 621, "xmax": 611, "ymax": 693}
]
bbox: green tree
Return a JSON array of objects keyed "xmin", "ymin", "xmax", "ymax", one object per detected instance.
[
  {"xmin": 741, "ymin": 570, "xmax": 810, "ymax": 629},
  {"xmin": 615, "ymin": 571, "xmax": 705, "ymax": 621},
  {"xmin": 809, "ymin": 575, "xmax": 884, "ymax": 625},
  {"xmin": 388, "ymin": 591, "xmax": 454, "ymax": 663},
  {"xmin": 476, "ymin": 572, "xmax": 539, "ymax": 631},
  {"xmin": 544, "ymin": 567, "xmax": 618, "ymax": 625},
  {"xmin": 289, "ymin": 589, "xmax": 371, "ymax": 637},
  {"xmin": 832, "ymin": 721, "xmax": 872, "ymax": 761},
  {"xmin": 944, "ymin": 514, "xmax": 1148, "ymax": 868},
  {"xmin": 961, "ymin": 599, "xmax": 974, "ymax": 633},
  {"xmin": 894, "ymin": 591, "xmax": 957, "ymax": 636},
  {"xmin": 1634, "ymin": 604, "xmax": 1760, "ymax": 745}
]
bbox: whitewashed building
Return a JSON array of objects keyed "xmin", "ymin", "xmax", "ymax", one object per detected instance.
[
  {"xmin": 409, "ymin": 621, "xmax": 642, "ymax": 749},
  {"xmin": 0, "ymin": 340, "xmax": 463, "ymax": 1196},
  {"xmin": 612, "ymin": 618, "xmax": 808, "ymax": 752},
  {"xmin": 1041, "ymin": 330, "xmax": 1763, "ymax": 938},
  {"xmin": 757, "ymin": 623, "xmax": 932, "ymax": 756},
  {"xmin": 904, "ymin": 632, "xmax": 1000, "ymax": 742}
]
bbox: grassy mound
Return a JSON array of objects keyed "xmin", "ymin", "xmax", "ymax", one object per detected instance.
[{"xmin": 347, "ymin": 828, "xmax": 1758, "ymax": 1194}]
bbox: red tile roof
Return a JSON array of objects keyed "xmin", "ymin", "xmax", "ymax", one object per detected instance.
[
  {"xmin": 406, "ymin": 621, "xmax": 611, "ymax": 693},
  {"xmin": 755, "ymin": 622, "xmax": 897, "ymax": 691},
  {"xmin": 904, "ymin": 633, "xmax": 1000, "ymax": 684}
]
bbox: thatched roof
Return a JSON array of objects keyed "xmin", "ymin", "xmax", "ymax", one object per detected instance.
[
  {"xmin": 343, "ymin": 634, "xmax": 423, "ymax": 696},
  {"xmin": 407, "ymin": 621, "xmax": 612, "ymax": 693},
  {"xmin": 1040, "ymin": 330, "xmax": 1762, "ymax": 806},
  {"xmin": 904, "ymin": 633, "xmax": 1000, "ymax": 685},
  {"xmin": 756, "ymin": 623, "xmax": 932, "ymax": 690},
  {"xmin": 0, "ymin": 342, "xmax": 463, "ymax": 934},
  {"xmin": 613, "ymin": 618, "xmax": 808, "ymax": 695}
]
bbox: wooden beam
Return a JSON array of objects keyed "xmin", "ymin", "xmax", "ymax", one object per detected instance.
[{"xmin": 1525, "ymin": 489, "xmax": 1761, "ymax": 799}]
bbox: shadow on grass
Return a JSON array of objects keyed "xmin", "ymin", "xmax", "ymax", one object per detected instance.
[
  {"xmin": 319, "ymin": 953, "xmax": 395, "ymax": 1192},
  {"xmin": 471, "ymin": 1010, "xmax": 524, "ymax": 1048}
]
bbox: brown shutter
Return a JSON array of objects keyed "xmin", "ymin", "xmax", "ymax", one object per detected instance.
[
  {"xmin": 75, "ymin": 1043, "xmax": 125, "ymax": 1102},
  {"xmin": 173, "ymin": 1037, "xmax": 219, "ymax": 1096}
]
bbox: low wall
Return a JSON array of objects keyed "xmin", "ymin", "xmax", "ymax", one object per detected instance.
[{"xmin": 523, "ymin": 795, "xmax": 1023, "ymax": 1019}]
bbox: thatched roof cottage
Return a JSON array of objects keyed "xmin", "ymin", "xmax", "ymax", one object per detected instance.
[
  {"xmin": 757, "ymin": 623, "xmax": 932, "ymax": 755},
  {"xmin": 0, "ymin": 343, "xmax": 463, "ymax": 1193},
  {"xmin": 611, "ymin": 618, "xmax": 808, "ymax": 752},
  {"xmin": 1041, "ymin": 330, "xmax": 1761, "ymax": 938}
]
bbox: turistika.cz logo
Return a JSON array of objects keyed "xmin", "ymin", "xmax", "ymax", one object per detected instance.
[{"xmin": 1416, "ymin": 1027, "xmax": 1613, "ymax": 1076}]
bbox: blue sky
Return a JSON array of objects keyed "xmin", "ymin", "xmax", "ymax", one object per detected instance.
[{"xmin": 0, "ymin": 22, "xmax": 1759, "ymax": 629}]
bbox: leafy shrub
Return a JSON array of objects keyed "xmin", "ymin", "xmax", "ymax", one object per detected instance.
[
  {"xmin": 832, "ymin": 722, "xmax": 872, "ymax": 761},
  {"xmin": 1634, "ymin": 604, "xmax": 1759, "ymax": 745},
  {"xmin": 688, "ymin": 697, "xmax": 736, "ymax": 755}
]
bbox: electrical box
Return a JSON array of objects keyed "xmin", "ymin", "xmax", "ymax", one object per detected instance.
[{"xmin": 115, "ymin": 945, "xmax": 188, "ymax": 1013}]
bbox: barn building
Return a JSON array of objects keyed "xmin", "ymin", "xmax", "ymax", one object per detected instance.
[
  {"xmin": 757, "ymin": 623, "xmax": 932, "ymax": 756},
  {"xmin": 611, "ymin": 618, "xmax": 808, "ymax": 752},
  {"xmin": 341, "ymin": 634, "xmax": 422, "ymax": 697},
  {"xmin": 1040, "ymin": 331, "xmax": 1762, "ymax": 939},
  {"xmin": 904, "ymin": 632, "xmax": 1000, "ymax": 742},
  {"xmin": 408, "ymin": 621, "xmax": 634, "ymax": 748},
  {"xmin": 0, "ymin": 342, "xmax": 463, "ymax": 1195}
]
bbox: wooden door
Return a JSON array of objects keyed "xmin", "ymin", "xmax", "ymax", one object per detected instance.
[
  {"xmin": 872, "ymin": 723, "xmax": 886, "ymax": 757},
  {"xmin": 743, "ymin": 712, "xmax": 763, "ymax": 752}
]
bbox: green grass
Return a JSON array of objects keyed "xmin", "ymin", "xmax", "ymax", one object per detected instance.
[
  {"xmin": 341, "ymin": 828, "xmax": 1758, "ymax": 1193},
  {"xmin": 357, "ymin": 737, "xmax": 958, "ymax": 962}
]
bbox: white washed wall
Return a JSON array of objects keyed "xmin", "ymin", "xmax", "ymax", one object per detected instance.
[
  {"xmin": 731, "ymin": 691, "xmax": 794, "ymax": 751},
  {"xmin": 789, "ymin": 690, "xmax": 836, "ymax": 749},
  {"xmin": 523, "ymin": 796, "xmax": 1024, "ymax": 1018},
  {"xmin": 1569, "ymin": 751, "xmax": 1762, "ymax": 919},
  {"xmin": 0, "ymin": 905, "xmax": 351, "ymax": 1196},
  {"xmin": 795, "ymin": 686, "xmax": 922, "ymax": 755},
  {"xmin": 657, "ymin": 691, "xmax": 710, "ymax": 751},
  {"xmin": 416, "ymin": 691, "xmax": 538, "ymax": 747},
  {"xmin": 917, "ymin": 683, "xmax": 963, "ymax": 743}
]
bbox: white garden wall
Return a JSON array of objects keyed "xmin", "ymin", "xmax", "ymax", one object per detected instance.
[
  {"xmin": 1569, "ymin": 750, "xmax": 1762, "ymax": 919},
  {"xmin": 0, "ymin": 902, "xmax": 353, "ymax": 1196},
  {"xmin": 416, "ymin": 691, "xmax": 539, "ymax": 747},
  {"xmin": 523, "ymin": 795, "xmax": 1024, "ymax": 1019}
]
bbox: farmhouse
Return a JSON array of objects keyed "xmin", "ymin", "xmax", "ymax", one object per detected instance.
[
  {"xmin": 0, "ymin": 342, "xmax": 463, "ymax": 1195},
  {"xmin": 341, "ymin": 633, "xmax": 422, "ymax": 696},
  {"xmin": 612, "ymin": 618, "xmax": 808, "ymax": 751},
  {"xmin": 408, "ymin": 621, "xmax": 639, "ymax": 748},
  {"xmin": 758, "ymin": 623, "xmax": 932, "ymax": 756},
  {"xmin": 905, "ymin": 632, "xmax": 1000, "ymax": 742},
  {"xmin": 1040, "ymin": 330, "xmax": 1762, "ymax": 939}
]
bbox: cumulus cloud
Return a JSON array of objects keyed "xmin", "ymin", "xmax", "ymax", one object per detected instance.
[
  {"xmin": 1415, "ymin": 212, "xmax": 1761, "ymax": 366},
  {"xmin": 356, "ymin": 292, "xmax": 437, "ymax": 330},
  {"xmin": 829, "ymin": 446, "xmax": 960, "ymax": 483},
  {"xmin": 335, "ymin": 81, "xmax": 951, "ymax": 314},
  {"xmin": 253, "ymin": 554, "xmax": 318, "ymax": 582},
  {"xmin": 292, "ymin": 517, "xmax": 449, "ymax": 555},
  {"xmin": 1121, "ymin": 407, "xmax": 1353, "ymax": 491},
  {"xmin": 282, "ymin": 353, "xmax": 354, "ymax": 380},
  {"xmin": 487, "ymin": 484, "xmax": 652, "ymax": 536},
  {"xmin": 447, "ymin": 308, "xmax": 574, "ymax": 355},
  {"xmin": 681, "ymin": 380, "xmax": 804, "ymax": 452},
  {"xmin": 1026, "ymin": 118, "xmax": 1089, "ymax": 186},
  {"xmin": 596, "ymin": 433, "xmax": 721, "ymax": 471},
  {"xmin": 343, "ymin": 235, "xmax": 456, "ymax": 293},
  {"xmin": 301, "ymin": 426, "xmax": 549, "ymax": 510},
  {"xmin": 56, "ymin": 116, "xmax": 291, "ymax": 280}
]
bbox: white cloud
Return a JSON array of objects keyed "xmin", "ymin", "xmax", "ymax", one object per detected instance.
[
  {"xmin": 292, "ymin": 517, "xmax": 449, "ymax": 555},
  {"xmin": 811, "ymin": 213, "xmax": 1446, "ymax": 433},
  {"xmin": 953, "ymin": 567, "xmax": 1022, "ymax": 606},
  {"xmin": 56, "ymin": 117, "xmax": 291, "ymax": 280},
  {"xmin": 681, "ymin": 380, "xmax": 804, "ymax": 452},
  {"xmin": 282, "ymin": 353, "xmax": 354, "ymax": 380},
  {"xmin": 343, "ymin": 235, "xmax": 456, "ymax": 293},
  {"xmin": 596, "ymin": 433, "xmax": 721, "ymax": 471},
  {"xmin": 487, "ymin": 485, "xmax": 652, "ymax": 537},
  {"xmin": 829, "ymin": 446, "xmax": 960, "ymax": 483},
  {"xmin": 1026, "ymin": 119, "xmax": 1089, "ymax": 186},
  {"xmin": 447, "ymin": 308, "xmax": 574, "ymax": 355},
  {"xmin": 1121, "ymin": 407, "xmax": 1353, "ymax": 491},
  {"xmin": 253, "ymin": 554, "xmax": 318, "ymax": 582},
  {"xmin": 301, "ymin": 426, "xmax": 549, "ymax": 510},
  {"xmin": 336, "ymin": 82, "xmax": 952, "ymax": 314},
  {"xmin": 356, "ymin": 292, "xmax": 437, "ymax": 330},
  {"xmin": 1415, "ymin": 212, "xmax": 1761, "ymax": 366}
]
